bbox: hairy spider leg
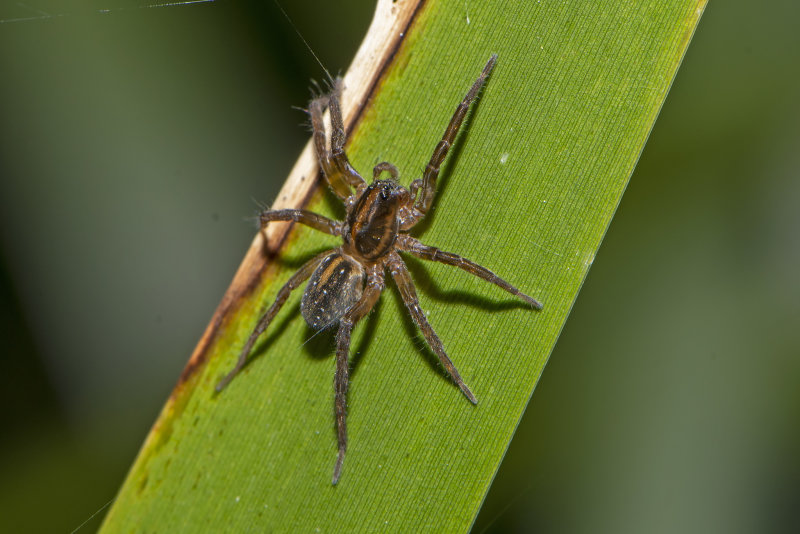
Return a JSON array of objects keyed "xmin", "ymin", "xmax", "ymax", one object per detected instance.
[
  {"xmin": 309, "ymin": 95, "xmax": 353, "ymax": 200},
  {"xmin": 405, "ymin": 54, "xmax": 498, "ymax": 229},
  {"xmin": 387, "ymin": 251, "xmax": 477, "ymax": 404},
  {"xmin": 328, "ymin": 79, "xmax": 367, "ymax": 192},
  {"xmin": 332, "ymin": 268, "xmax": 385, "ymax": 485},
  {"xmin": 397, "ymin": 234, "xmax": 543, "ymax": 309},
  {"xmin": 259, "ymin": 209, "xmax": 342, "ymax": 236},
  {"xmin": 216, "ymin": 250, "xmax": 332, "ymax": 393}
]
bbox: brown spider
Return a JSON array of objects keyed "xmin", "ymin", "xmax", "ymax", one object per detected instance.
[{"xmin": 217, "ymin": 55, "xmax": 541, "ymax": 484}]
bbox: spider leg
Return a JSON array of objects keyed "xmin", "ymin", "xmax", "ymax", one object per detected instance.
[
  {"xmin": 397, "ymin": 234, "xmax": 542, "ymax": 309},
  {"xmin": 387, "ymin": 251, "xmax": 477, "ymax": 404},
  {"xmin": 216, "ymin": 250, "xmax": 332, "ymax": 393},
  {"xmin": 328, "ymin": 79, "xmax": 367, "ymax": 192},
  {"xmin": 310, "ymin": 96, "xmax": 354, "ymax": 200},
  {"xmin": 332, "ymin": 269, "xmax": 384, "ymax": 485},
  {"xmin": 409, "ymin": 55, "xmax": 497, "ymax": 224},
  {"xmin": 260, "ymin": 209, "xmax": 342, "ymax": 235}
]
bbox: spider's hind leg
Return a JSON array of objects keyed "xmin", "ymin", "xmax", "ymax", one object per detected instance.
[{"xmin": 331, "ymin": 270, "xmax": 384, "ymax": 485}]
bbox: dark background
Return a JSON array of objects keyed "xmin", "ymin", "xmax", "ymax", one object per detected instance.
[{"xmin": 0, "ymin": 1, "xmax": 797, "ymax": 532}]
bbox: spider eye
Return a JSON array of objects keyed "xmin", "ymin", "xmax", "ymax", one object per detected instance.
[{"xmin": 379, "ymin": 183, "xmax": 397, "ymax": 199}]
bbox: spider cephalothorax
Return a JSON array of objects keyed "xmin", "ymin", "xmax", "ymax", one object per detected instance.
[{"xmin": 217, "ymin": 55, "xmax": 542, "ymax": 484}]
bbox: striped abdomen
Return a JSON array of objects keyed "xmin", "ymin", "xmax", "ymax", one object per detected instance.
[{"xmin": 301, "ymin": 252, "xmax": 365, "ymax": 330}]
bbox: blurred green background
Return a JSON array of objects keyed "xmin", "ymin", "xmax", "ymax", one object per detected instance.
[{"xmin": 0, "ymin": 1, "xmax": 797, "ymax": 532}]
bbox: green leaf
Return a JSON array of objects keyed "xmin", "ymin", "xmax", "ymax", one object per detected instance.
[{"xmin": 100, "ymin": 0, "xmax": 706, "ymax": 531}]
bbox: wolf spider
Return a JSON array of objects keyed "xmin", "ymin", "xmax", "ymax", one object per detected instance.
[{"xmin": 217, "ymin": 55, "xmax": 541, "ymax": 484}]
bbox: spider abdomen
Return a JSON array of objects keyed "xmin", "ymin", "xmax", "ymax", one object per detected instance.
[
  {"xmin": 301, "ymin": 252, "xmax": 365, "ymax": 330},
  {"xmin": 346, "ymin": 180, "xmax": 405, "ymax": 260}
]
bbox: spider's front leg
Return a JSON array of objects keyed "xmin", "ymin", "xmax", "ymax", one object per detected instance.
[
  {"xmin": 332, "ymin": 268, "xmax": 384, "ymax": 485},
  {"xmin": 387, "ymin": 251, "xmax": 477, "ymax": 404},
  {"xmin": 405, "ymin": 55, "xmax": 497, "ymax": 228},
  {"xmin": 328, "ymin": 80, "xmax": 367, "ymax": 192},
  {"xmin": 310, "ymin": 95, "xmax": 353, "ymax": 200},
  {"xmin": 309, "ymin": 81, "xmax": 366, "ymax": 200}
]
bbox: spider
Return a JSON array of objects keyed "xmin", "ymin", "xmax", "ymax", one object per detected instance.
[{"xmin": 216, "ymin": 54, "xmax": 541, "ymax": 484}]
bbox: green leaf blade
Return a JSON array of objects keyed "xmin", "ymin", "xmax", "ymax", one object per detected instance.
[{"xmin": 101, "ymin": 1, "xmax": 706, "ymax": 532}]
